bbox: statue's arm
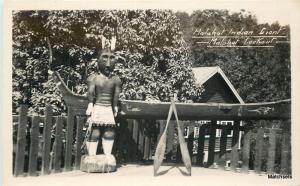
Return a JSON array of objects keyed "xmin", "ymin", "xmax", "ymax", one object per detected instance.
[
  {"xmin": 113, "ymin": 77, "xmax": 122, "ymax": 116},
  {"xmin": 86, "ymin": 75, "xmax": 95, "ymax": 115}
]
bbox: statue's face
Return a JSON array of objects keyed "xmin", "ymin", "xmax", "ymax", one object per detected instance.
[{"xmin": 97, "ymin": 49, "xmax": 116, "ymax": 76}]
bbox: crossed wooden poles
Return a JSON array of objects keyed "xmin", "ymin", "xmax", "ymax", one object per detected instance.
[{"xmin": 154, "ymin": 97, "xmax": 192, "ymax": 176}]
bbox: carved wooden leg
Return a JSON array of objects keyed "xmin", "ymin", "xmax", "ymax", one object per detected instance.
[{"xmin": 80, "ymin": 127, "xmax": 116, "ymax": 173}]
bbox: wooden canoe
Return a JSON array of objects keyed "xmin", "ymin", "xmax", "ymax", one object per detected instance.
[
  {"xmin": 52, "ymin": 71, "xmax": 89, "ymax": 110},
  {"xmin": 52, "ymin": 71, "xmax": 291, "ymax": 120},
  {"xmin": 120, "ymin": 99, "xmax": 290, "ymax": 120}
]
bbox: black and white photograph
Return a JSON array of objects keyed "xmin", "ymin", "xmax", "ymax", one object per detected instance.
[{"xmin": 2, "ymin": 1, "xmax": 300, "ymax": 186}]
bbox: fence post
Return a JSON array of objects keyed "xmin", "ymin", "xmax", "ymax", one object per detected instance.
[
  {"xmin": 65, "ymin": 107, "xmax": 75, "ymax": 171},
  {"xmin": 144, "ymin": 135, "xmax": 150, "ymax": 160},
  {"xmin": 138, "ymin": 119, "xmax": 145, "ymax": 161},
  {"xmin": 254, "ymin": 124, "xmax": 264, "ymax": 174},
  {"xmin": 207, "ymin": 120, "xmax": 217, "ymax": 168},
  {"xmin": 53, "ymin": 116, "xmax": 64, "ymax": 172},
  {"xmin": 197, "ymin": 124, "xmax": 206, "ymax": 166},
  {"xmin": 148, "ymin": 122, "xmax": 154, "ymax": 160},
  {"xmin": 267, "ymin": 128, "xmax": 276, "ymax": 174},
  {"xmin": 41, "ymin": 105, "xmax": 53, "ymax": 175},
  {"xmin": 280, "ymin": 120, "xmax": 291, "ymax": 174},
  {"xmin": 218, "ymin": 125, "xmax": 228, "ymax": 169},
  {"xmin": 126, "ymin": 119, "xmax": 134, "ymax": 162},
  {"xmin": 75, "ymin": 116, "xmax": 85, "ymax": 169},
  {"xmin": 28, "ymin": 116, "xmax": 40, "ymax": 176},
  {"xmin": 132, "ymin": 119, "xmax": 139, "ymax": 162},
  {"xmin": 187, "ymin": 121, "xmax": 196, "ymax": 164},
  {"xmin": 143, "ymin": 120, "xmax": 151, "ymax": 160},
  {"xmin": 14, "ymin": 105, "xmax": 28, "ymax": 176},
  {"xmin": 241, "ymin": 124, "xmax": 251, "ymax": 173},
  {"xmin": 230, "ymin": 120, "xmax": 241, "ymax": 171}
]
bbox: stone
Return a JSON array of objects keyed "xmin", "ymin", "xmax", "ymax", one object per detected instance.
[{"xmin": 80, "ymin": 154, "xmax": 116, "ymax": 173}]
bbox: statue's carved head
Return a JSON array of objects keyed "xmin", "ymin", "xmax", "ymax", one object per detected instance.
[
  {"xmin": 97, "ymin": 48, "xmax": 117, "ymax": 77},
  {"xmin": 97, "ymin": 35, "xmax": 117, "ymax": 77}
]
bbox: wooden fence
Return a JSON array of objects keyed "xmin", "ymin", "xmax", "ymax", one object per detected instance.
[{"xmin": 13, "ymin": 105, "xmax": 291, "ymax": 176}]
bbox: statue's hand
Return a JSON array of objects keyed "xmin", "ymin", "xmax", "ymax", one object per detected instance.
[
  {"xmin": 114, "ymin": 106, "xmax": 118, "ymax": 117},
  {"xmin": 86, "ymin": 103, "xmax": 94, "ymax": 116},
  {"xmin": 87, "ymin": 117, "xmax": 92, "ymax": 132}
]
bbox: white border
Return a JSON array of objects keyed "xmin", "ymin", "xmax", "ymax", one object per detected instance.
[{"xmin": 2, "ymin": 1, "xmax": 300, "ymax": 186}]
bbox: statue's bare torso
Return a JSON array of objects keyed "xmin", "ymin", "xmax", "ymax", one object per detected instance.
[{"xmin": 88, "ymin": 74, "xmax": 121, "ymax": 106}]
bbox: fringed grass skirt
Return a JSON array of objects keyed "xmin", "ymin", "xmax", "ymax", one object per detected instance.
[{"xmin": 90, "ymin": 103, "xmax": 116, "ymax": 127}]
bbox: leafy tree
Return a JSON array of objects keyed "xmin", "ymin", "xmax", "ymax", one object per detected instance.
[
  {"xmin": 13, "ymin": 10, "xmax": 204, "ymax": 115},
  {"xmin": 183, "ymin": 9, "xmax": 291, "ymax": 103},
  {"xmin": 13, "ymin": 9, "xmax": 291, "ymax": 115}
]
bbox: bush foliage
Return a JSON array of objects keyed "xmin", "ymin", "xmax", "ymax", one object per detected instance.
[
  {"xmin": 13, "ymin": 10, "xmax": 291, "ymax": 116},
  {"xmin": 176, "ymin": 10, "xmax": 290, "ymax": 103},
  {"xmin": 13, "ymin": 10, "xmax": 204, "ymax": 115}
]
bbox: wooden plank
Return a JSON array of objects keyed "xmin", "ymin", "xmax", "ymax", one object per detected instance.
[
  {"xmin": 149, "ymin": 134, "xmax": 154, "ymax": 159},
  {"xmin": 267, "ymin": 128, "xmax": 276, "ymax": 174},
  {"xmin": 149, "ymin": 119, "xmax": 156, "ymax": 159},
  {"xmin": 14, "ymin": 105, "xmax": 28, "ymax": 176},
  {"xmin": 41, "ymin": 105, "xmax": 53, "ymax": 175},
  {"xmin": 75, "ymin": 116, "xmax": 84, "ymax": 169},
  {"xmin": 207, "ymin": 121, "xmax": 217, "ymax": 168},
  {"xmin": 187, "ymin": 122, "xmax": 194, "ymax": 137},
  {"xmin": 53, "ymin": 116, "xmax": 64, "ymax": 173},
  {"xmin": 197, "ymin": 124, "xmax": 206, "ymax": 166},
  {"xmin": 280, "ymin": 120, "xmax": 290, "ymax": 174},
  {"xmin": 65, "ymin": 107, "xmax": 75, "ymax": 171},
  {"xmin": 127, "ymin": 119, "xmax": 133, "ymax": 132},
  {"xmin": 138, "ymin": 119, "xmax": 145, "ymax": 161},
  {"xmin": 132, "ymin": 119, "xmax": 139, "ymax": 162},
  {"xmin": 218, "ymin": 125, "xmax": 228, "ymax": 169},
  {"xmin": 241, "ymin": 126, "xmax": 251, "ymax": 173},
  {"xmin": 280, "ymin": 132, "xmax": 290, "ymax": 174},
  {"xmin": 143, "ymin": 119, "xmax": 151, "ymax": 160},
  {"xmin": 126, "ymin": 119, "xmax": 134, "ymax": 162},
  {"xmin": 153, "ymin": 120, "xmax": 164, "ymax": 159},
  {"xmin": 230, "ymin": 120, "xmax": 241, "ymax": 171},
  {"xmin": 117, "ymin": 119, "xmax": 128, "ymax": 162},
  {"xmin": 254, "ymin": 126, "xmax": 264, "ymax": 174},
  {"xmin": 187, "ymin": 122, "xmax": 195, "ymax": 164},
  {"xmin": 175, "ymin": 121, "xmax": 188, "ymax": 163},
  {"xmin": 144, "ymin": 135, "xmax": 150, "ymax": 160},
  {"xmin": 28, "ymin": 116, "xmax": 40, "ymax": 176}
]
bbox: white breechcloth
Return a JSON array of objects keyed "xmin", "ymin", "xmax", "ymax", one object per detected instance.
[{"xmin": 90, "ymin": 103, "xmax": 116, "ymax": 127}]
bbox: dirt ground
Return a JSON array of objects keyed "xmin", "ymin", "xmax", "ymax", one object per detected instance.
[{"xmin": 8, "ymin": 164, "xmax": 295, "ymax": 186}]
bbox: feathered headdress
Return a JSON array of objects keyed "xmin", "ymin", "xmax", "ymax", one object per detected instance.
[{"xmin": 101, "ymin": 35, "xmax": 116, "ymax": 51}]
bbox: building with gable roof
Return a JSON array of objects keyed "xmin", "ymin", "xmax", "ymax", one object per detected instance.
[{"xmin": 182, "ymin": 66, "xmax": 245, "ymax": 166}]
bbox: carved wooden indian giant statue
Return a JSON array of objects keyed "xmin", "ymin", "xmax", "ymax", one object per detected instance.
[
  {"xmin": 79, "ymin": 36, "xmax": 121, "ymax": 172},
  {"xmin": 51, "ymin": 35, "xmax": 121, "ymax": 173}
]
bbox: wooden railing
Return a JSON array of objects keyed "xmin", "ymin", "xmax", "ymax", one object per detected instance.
[{"xmin": 13, "ymin": 104, "xmax": 291, "ymax": 177}]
